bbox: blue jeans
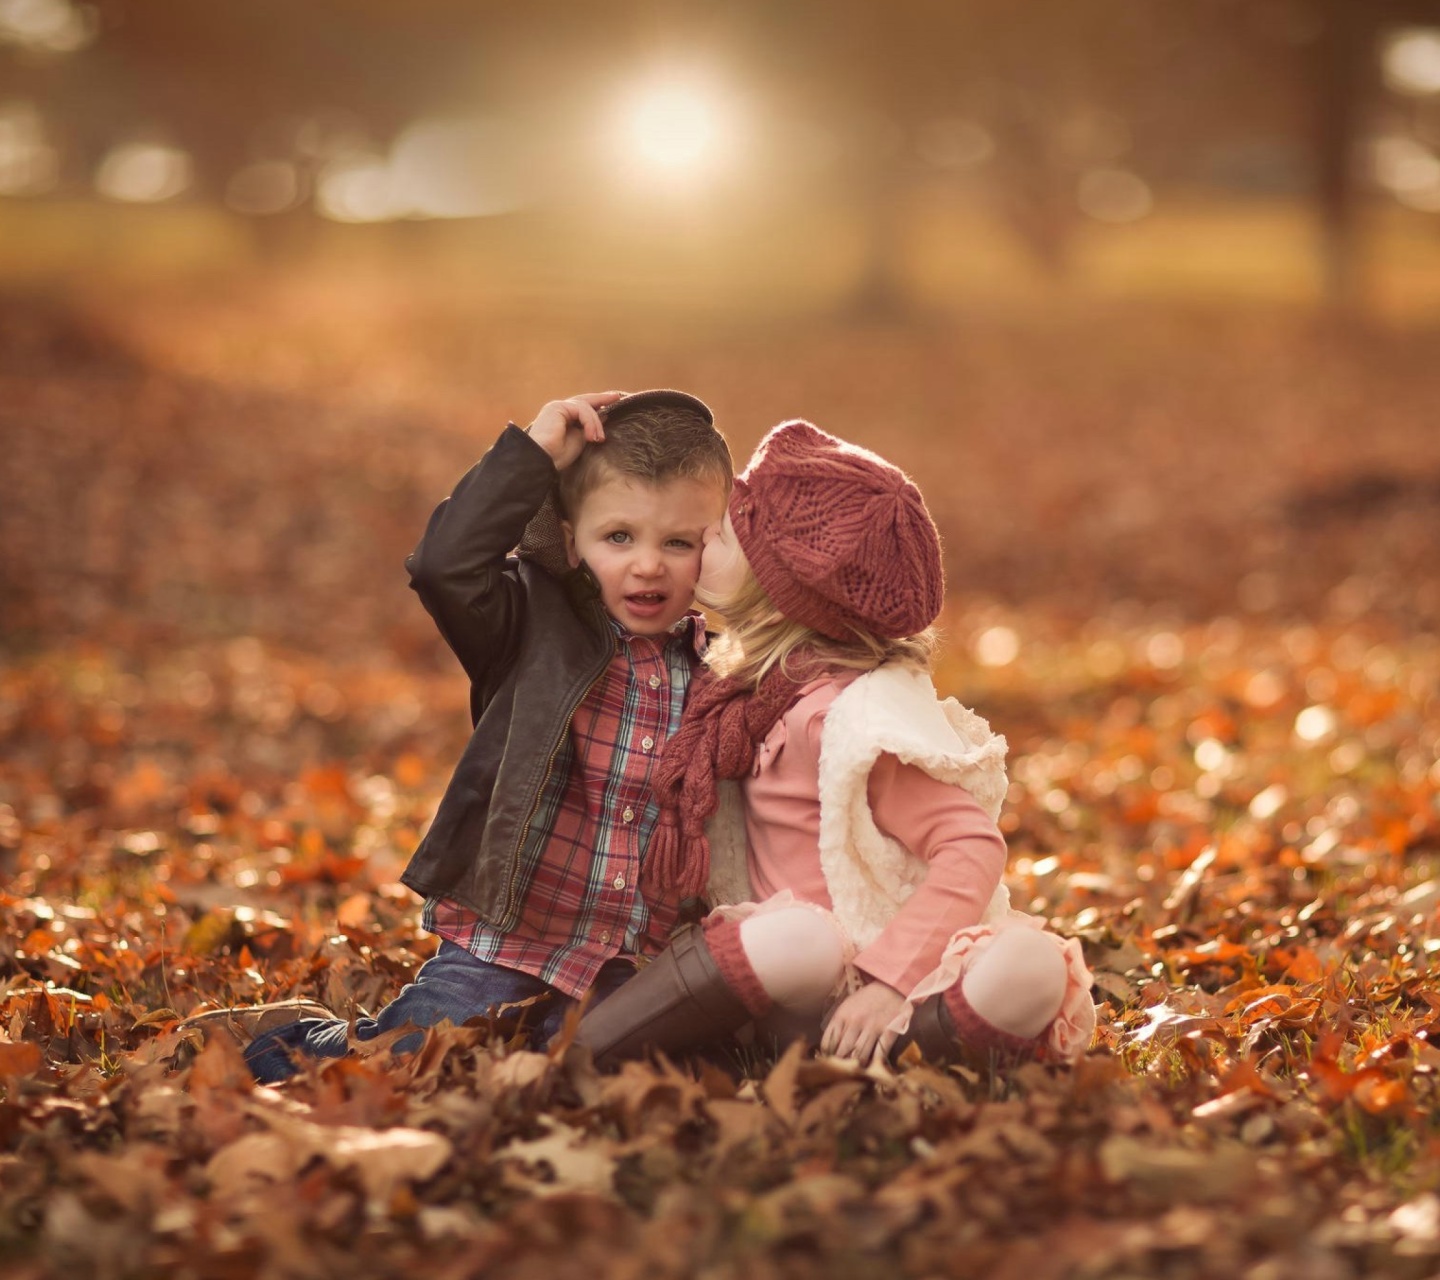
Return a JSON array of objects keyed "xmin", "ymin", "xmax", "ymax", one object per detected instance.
[{"xmin": 243, "ymin": 941, "xmax": 638, "ymax": 1083}]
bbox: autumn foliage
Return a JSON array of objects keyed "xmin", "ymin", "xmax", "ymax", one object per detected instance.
[{"xmin": 2, "ymin": 286, "xmax": 1439, "ymax": 1278}]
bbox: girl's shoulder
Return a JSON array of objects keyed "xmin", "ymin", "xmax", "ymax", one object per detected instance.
[
  {"xmin": 791, "ymin": 668, "xmax": 862, "ymax": 707},
  {"xmin": 779, "ymin": 670, "xmax": 863, "ymax": 757},
  {"xmin": 819, "ymin": 661, "xmax": 1010, "ymax": 818},
  {"xmin": 827, "ymin": 662, "xmax": 1004, "ymax": 754}
]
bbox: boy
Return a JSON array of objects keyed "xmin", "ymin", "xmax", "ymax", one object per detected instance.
[{"xmin": 226, "ymin": 389, "xmax": 733, "ymax": 1081}]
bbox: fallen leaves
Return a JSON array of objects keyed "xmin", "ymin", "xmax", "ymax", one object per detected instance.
[{"xmin": 4, "ymin": 295, "xmax": 1440, "ymax": 1276}]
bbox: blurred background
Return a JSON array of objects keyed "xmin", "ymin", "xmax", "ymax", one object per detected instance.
[{"xmin": 4, "ymin": 0, "xmax": 1440, "ymax": 663}]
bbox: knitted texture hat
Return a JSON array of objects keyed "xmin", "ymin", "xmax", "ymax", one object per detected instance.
[{"xmin": 729, "ymin": 420, "xmax": 944, "ymax": 640}]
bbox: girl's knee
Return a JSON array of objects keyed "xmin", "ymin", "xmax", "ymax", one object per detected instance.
[
  {"xmin": 975, "ymin": 925, "xmax": 1068, "ymax": 984},
  {"xmin": 961, "ymin": 927, "xmax": 1069, "ymax": 1039},
  {"xmin": 738, "ymin": 908, "xmax": 846, "ymax": 1012}
]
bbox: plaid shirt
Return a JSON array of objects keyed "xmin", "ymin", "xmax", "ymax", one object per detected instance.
[{"xmin": 423, "ymin": 614, "xmax": 703, "ymax": 998}]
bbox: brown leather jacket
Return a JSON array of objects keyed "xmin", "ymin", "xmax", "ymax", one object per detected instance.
[{"xmin": 399, "ymin": 425, "xmax": 614, "ymax": 928}]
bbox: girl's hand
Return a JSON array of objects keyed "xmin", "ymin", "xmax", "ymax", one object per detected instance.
[
  {"xmin": 820, "ymin": 981, "xmax": 908, "ymax": 1061},
  {"xmin": 526, "ymin": 392, "xmax": 625, "ymax": 469}
]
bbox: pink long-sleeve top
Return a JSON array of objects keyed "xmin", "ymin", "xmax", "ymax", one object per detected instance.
[{"xmin": 741, "ymin": 675, "xmax": 1008, "ymax": 995}]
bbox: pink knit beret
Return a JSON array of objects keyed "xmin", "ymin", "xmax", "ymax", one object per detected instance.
[{"xmin": 729, "ymin": 420, "xmax": 944, "ymax": 641}]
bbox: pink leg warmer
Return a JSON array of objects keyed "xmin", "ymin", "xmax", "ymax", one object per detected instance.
[
  {"xmin": 702, "ymin": 917, "xmax": 774, "ymax": 1019},
  {"xmin": 940, "ymin": 924, "xmax": 1071, "ymax": 1058},
  {"xmin": 941, "ymin": 981, "xmax": 1048, "ymax": 1061}
]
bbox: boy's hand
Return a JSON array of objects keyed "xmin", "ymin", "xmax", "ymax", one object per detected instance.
[
  {"xmin": 820, "ymin": 980, "xmax": 908, "ymax": 1062},
  {"xmin": 526, "ymin": 392, "xmax": 626, "ymax": 470}
]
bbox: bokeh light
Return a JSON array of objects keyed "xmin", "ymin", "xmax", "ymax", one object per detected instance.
[
  {"xmin": 1382, "ymin": 27, "xmax": 1440, "ymax": 97},
  {"xmin": 0, "ymin": 100, "xmax": 58, "ymax": 195},
  {"xmin": 388, "ymin": 116, "xmax": 527, "ymax": 220},
  {"xmin": 1295, "ymin": 705, "xmax": 1338, "ymax": 743},
  {"xmin": 314, "ymin": 153, "xmax": 392, "ymax": 223},
  {"xmin": 1372, "ymin": 136, "xmax": 1440, "ymax": 211},
  {"xmin": 619, "ymin": 79, "xmax": 732, "ymax": 176},
  {"xmin": 973, "ymin": 625, "xmax": 1020, "ymax": 667},
  {"xmin": 311, "ymin": 116, "xmax": 526, "ymax": 223},
  {"xmin": 1078, "ymin": 167, "xmax": 1153, "ymax": 223},
  {"xmin": 0, "ymin": 0, "xmax": 94, "ymax": 54},
  {"xmin": 94, "ymin": 142, "xmax": 192, "ymax": 203}
]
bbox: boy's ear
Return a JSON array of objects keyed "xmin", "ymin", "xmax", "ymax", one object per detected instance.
[{"xmin": 561, "ymin": 520, "xmax": 580, "ymax": 569}]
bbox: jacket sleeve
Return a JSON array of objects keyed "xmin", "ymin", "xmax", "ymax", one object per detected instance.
[
  {"xmin": 406, "ymin": 424, "xmax": 560, "ymax": 692},
  {"xmin": 851, "ymin": 754, "xmax": 1009, "ymax": 995}
]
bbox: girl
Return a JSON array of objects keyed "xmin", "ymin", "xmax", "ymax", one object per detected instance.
[{"xmin": 574, "ymin": 420, "xmax": 1096, "ymax": 1068}]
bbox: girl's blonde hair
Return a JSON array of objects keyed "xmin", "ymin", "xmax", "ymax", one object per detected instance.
[{"xmin": 698, "ymin": 568, "xmax": 936, "ymax": 689}]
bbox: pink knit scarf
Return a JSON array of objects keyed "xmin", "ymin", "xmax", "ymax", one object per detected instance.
[{"xmin": 641, "ymin": 654, "xmax": 819, "ymax": 903}]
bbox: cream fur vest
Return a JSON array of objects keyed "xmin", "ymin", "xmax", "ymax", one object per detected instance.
[{"xmin": 705, "ymin": 663, "xmax": 1013, "ymax": 950}]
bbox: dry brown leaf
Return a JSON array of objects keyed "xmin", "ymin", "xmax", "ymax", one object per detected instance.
[
  {"xmin": 705, "ymin": 1097, "xmax": 779, "ymax": 1159},
  {"xmin": 1098, "ymin": 1135, "xmax": 1257, "ymax": 1205},
  {"xmin": 496, "ymin": 1117, "xmax": 617, "ymax": 1197},
  {"xmin": 205, "ymin": 1132, "xmax": 302, "ymax": 1203},
  {"xmin": 252, "ymin": 1111, "xmax": 452, "ymax": 1203},
  {"xmin": 0, "ymin": 1041, "xmax": 42, "ymax": 1078},
  {"xmin": 761, "ymin": 1039, "xmax": 806, "ymax": 1128}
]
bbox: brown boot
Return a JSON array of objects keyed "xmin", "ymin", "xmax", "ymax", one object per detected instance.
[
  {"xmin": 893, "ymin": 990, "xmax": 1044, "ymax": 1070},
  {"xmin": 178, "ymin": 999, "xmax": 334, "ymax": 1049},
  {"xmin": 571, "ymin": 925, "xmax": 753, "ymax": 1069}
]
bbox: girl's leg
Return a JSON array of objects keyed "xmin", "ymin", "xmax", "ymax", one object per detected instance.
[
  {"xmin": 956, "ymin": 925, "xmax": 1069, "ymax": 1039},
  {"xmin": 898, "ymin": 924, "xmax": 1075, "ymax": 1067},
  {"xmin": 735, "ymin": 908, "xmax": 847, "ymax": 1012},
  {"xmin": 571, "ymin": 907, "xmax": 847, "ymax": 1068}
]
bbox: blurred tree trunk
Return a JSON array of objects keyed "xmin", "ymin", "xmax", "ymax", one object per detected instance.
[
  {"xmin": 850, "ymin": 173, "xmax": 910, "ymax": 319},
  {"xmin": 1313, "ymin": 0, "xmax": 1374, "ymax": 312}
]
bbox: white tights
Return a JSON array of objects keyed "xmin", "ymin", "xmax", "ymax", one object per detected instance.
[
  {"xmin": 738, "ymin": 908, "xmax": 847, "ymax": 1014},
  {"xmin": 958, "ymin": 925, "xmax": 1069, "ymax": 1039},
  {"xmin": 736, "ymin": 908, "xmax": 1068, "ymax": 1040}
]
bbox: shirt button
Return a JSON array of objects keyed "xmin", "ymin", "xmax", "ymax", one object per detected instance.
[
  {"xmin": 599, "ymin": 930, "xmax": 612, "ymax": 944},
  {"xmin": 613, "ymin": 874, "xmax": 626, "ymax": 890},
  {"xmin": 648, "ymin": 674, "xmax": 662, "ymax": 689},
  {"xmin": 622, "ymin": 807, "xmax": 635, "ymax": 823},
  {"xmin": 641, "ymin": 736, "xmax": 654, "ymax": 751}
]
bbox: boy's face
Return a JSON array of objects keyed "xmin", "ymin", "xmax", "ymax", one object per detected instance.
[{"xmin": 563, "ymin": 473, "xmax": 728, "ymax": 636}]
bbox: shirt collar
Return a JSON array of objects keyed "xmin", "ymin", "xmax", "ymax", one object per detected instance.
[{"xmin": 606, "ymin": 610, "xmax": 707, "ymax": 656}]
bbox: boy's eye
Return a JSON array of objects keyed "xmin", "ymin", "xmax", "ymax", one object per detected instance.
[
  {"xmin": 666, "ymin": 538, "xmax": 697, "ymax": 550},
  {"xmin": 604, "ymin": 531, "xmax": 632, "ymax": 545}
]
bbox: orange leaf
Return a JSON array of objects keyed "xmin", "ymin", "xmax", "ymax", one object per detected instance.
[
  {"xmin": 0, "ymin": 1041, "xmax": 43, "ymax": 1079},
  {"xmin": 1224, "ymin": 984, "xmax": 1296, "ymax": 1018},
  {"xmin": 1383, "ymin": 819, "xmax": 1410, "ymax": 856},
  {"xmin": 1219, "ymin": 1059, "xmax": 1281, "ymax": 1099},
  {"xmin": 336, "ymin": 894, "xmax": 371, "ymax": 928},
  {"xmin": 1282, "ymin": 947, "xmax": 1324, "ymax": 983},
  {"xmin": 1170, "ymin": 940, "xmax": 1249, "ymax": 968},
  {"xmin": 1353, "ymin": 1075, "xmax": 1410, "ymax": 1116},
  {"xmin": 393, "ymin": 753, "xmax": 427, "ymax": 789},
  {"xmin": 19, "ymin": 928, "xmax": 55, "ymax": 955}
]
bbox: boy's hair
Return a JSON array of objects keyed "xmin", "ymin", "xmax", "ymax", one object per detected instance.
[
  {"xmin": 558, "ymin": 401, "xmax": 732, "ymax": 518},
  {"xmin": 698, "ymin": 565, "xmax": 936, "ymax": 690}
]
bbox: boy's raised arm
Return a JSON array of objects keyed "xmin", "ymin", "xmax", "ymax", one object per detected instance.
[
  {"xmin": 524, "ymin": 392, "xmax": 619, "ymax": 468},
  {"xmin": 404, "ymin": 392, "xmax": 622, "ymax": 694}
]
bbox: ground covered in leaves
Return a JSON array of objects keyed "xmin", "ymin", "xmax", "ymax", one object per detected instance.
[{"xmin": 2, "ymin": 284, "xmax": 1439, "ymax": 1279}]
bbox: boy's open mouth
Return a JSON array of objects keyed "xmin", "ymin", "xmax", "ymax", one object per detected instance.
[{"xmin": 624, "ymin": 591, "xmax": 668, "ymax": 615}]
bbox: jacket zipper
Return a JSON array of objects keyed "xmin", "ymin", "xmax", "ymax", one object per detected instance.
[{"xmin": 501, "ymin": 603, "xmax": 613, "ymax": 928}]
